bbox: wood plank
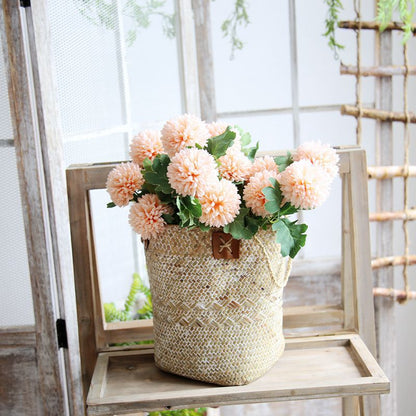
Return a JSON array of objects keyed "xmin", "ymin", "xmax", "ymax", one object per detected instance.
[
  {"xmin": 0, "ymin": 2, "xmax": 65, "ymax": 414},
  {"xmin": 175, "ymin": 0, "xmax": 200, "ymax": 115},
  {"xmin": 26, "ymin": 2, "xmax": 84, "ymax": 414},
  {"xmin": 0, "ymin": 325, "xmax": 36, "ymax": 346},
  {"xmin": 0, "ymin": 346, "xmax": 42, "ymax": 415},
  {"xmin": 283, "ymin": 304, "xmax": 343, "ymax": 329},
  {"xmin": 191, "ymin": 0, "xmax": 216, "ymax": 121},
  {"xmin": 374, "ymin": 26, "xmax": 396, "ymax": 416},
  {"xmin": 86, "ymin": 334, "xmax": 388, "ymax": 415}
]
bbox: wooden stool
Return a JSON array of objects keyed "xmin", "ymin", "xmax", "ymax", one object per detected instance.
[{"xmin": 67, "ymin": 147, "xmax": 389, "ymax": 415}]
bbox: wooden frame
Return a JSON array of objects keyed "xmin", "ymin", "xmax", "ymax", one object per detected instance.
[{"xmin": 67, "ymin": 148, "xmax": 389, "ymax": 415}]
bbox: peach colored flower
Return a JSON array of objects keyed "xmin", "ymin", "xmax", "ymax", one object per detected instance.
[
  {"xmin": 243, "ymin": 170, "xmax": 280, "ymax": 217},
  {"xmin": 218, "ymin": 148, "xmax": 252, "ymax": 182},
  {"xmin": 250, "ymin": 155, "xmax": 279, "ymax": 177},
  {"xmin": 161, "ymin": 114, "xmax": 210, "ymax": 157},
  {"xmin": 167, "ymin": 148, "xmax": 219, "ymax": 197},
  {"xmin": 207, "ymin": 121, "xmax": 241, "ymax": 151},
  {"xmin": 130, "ymin": 130, "xmax": 164, "ymax": 166},
  {"xmin": 129, "ymin": 194, "xmax": 173, "ymax": 239},
  {"xmin": 277, "ymin": 159, "xmax": 331, "ymax": 210},
  {"xmin": 199, "ymin": 180, "xmax": 241, "ymax": 227},
  {"xmin": 293, "ymin": 141, "xmax": 339, "ymax": 179},
  {"xmin": 106, "ymin": 162, "xmax": 144, "ymax": 207}
]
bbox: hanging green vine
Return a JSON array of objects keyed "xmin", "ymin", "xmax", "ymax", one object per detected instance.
[
  {"xmin": 75, "ymin": 0, "xmax": 250, "ymax": 57},
  {"xmin": 377, "ymin": 0, "xmax": 416, "ymax": 42},
  {"xmin": 323, "ymin": 0, "xmax": 345, "ymax": 58},
  {"xmin": 324, "ymin": 0, "xmax": 416, "ymax": 59},
  {"xmin": 219, "ymin": 0, "xmax": 250, "ymax": 59}
]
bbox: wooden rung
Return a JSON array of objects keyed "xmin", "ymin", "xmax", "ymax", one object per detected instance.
[
  {"xmin": 338, "ymin": 20, "xmax": 416, "ymax": 33},
  {"xmin": 367, "ymin": 165, "xmax": 416, "ymax": 179},
  {"xmin": 340, "ymin": 63, "xmax": 416, "ymax": 77},
  {"xmin": 371, "ymin": 255, "xmax": 416, "ymax": 269},
  {"xmin": 369, "ymin": 209, "xmax": 416, "ymax": 222},
  {"xmin": 373, "ymin": 287, "xmax": 416, "ymax": 301},
  {"xmin": 341, "ymin": 105, "xmax": 416, "ymax": 123}
]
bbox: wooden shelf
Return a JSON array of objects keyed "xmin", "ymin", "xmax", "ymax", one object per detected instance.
[{"xmin": 87, "ymin": 334, "xmax": 389, "ymax": 415}]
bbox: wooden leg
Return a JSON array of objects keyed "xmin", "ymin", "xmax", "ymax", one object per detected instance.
[{"xmin": 343, "ymin": 396, "xmax": 360, "ymax": 416}]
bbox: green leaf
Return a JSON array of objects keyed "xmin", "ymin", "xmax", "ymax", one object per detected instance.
[
  {"xmin": 274, "ymin": 152, "xmax": 293, "ymax": 172},
  {"xmin": 162, "ymin": 213, "xmax": 176, "ymax": 224},
  {"xmin": 206, "ymin": 127, "xmax": 236, "ymax": 158},
  {"xmin": 262, "ymin": 177, "xmax": 282, "ymax": 214},
  {"xmin": 243, "ymin": 141, "xmax": 259, "ymax": 161},
  {"xmin": 176, "ymin": 196, "xmax": 202, "ymax": 228},
  {"xmin": 272, "ymin": 218, "xmax": 308, "ymax": 258},
  {"xmin": 224, "ymin": 207, "xmax": 257, "ymax": 240},
  {"xmin": 107, "ymin": 202, "xmax": 116, "ymax": 208},
  {"xmin": 143, "ymin": 154, "xmax": 173, "ymax": 195},
  {"xmin": 240, "ymin": 131, "xmax": 251, "ymax": 147},
  {"xmin": 142, "ymin": 157, "xmax": 152, "ymax": 170}
]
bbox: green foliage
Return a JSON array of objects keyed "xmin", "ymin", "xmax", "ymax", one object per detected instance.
[
  {"xmin": 377, "ymin": 0, "xmax": 416, "ymax": 43},
  {"xmin": 234, "ymin": 126, "xmax": 259, "ymax": 161},
  {"xmin": 104, "ymin": 273, "xmax": 153, "ymax": 323},
  {"xmin": 148, "ymin": 408, "xmax": 207, "ymax": 416},
  {"xmin": 75, "ymin": 0, "xmax": 175, "ymax": 45},
  {"xmin": 323, "ymin": 0, "xmax": 345, "ymax": 59},
  {"xmin": 205, "ymin": 127, "xmax": 236, "ymax": 159},
  {"xmin": 220, "ymin": 0, "xmax": 250, "ymax": 59},
  {"xmin": 176, "ymin": 196, "xmax": 203, "ymax": 228},
  {"xmin": 272, "ymin": 218, "xmax": 308, "ymax": 259},
  {"xmin": 224, "ymin": 206, "xmax": 263, "ymax": 240},
  {"xmin": 274, "ymin": 152, "xmax": 293, "ymax": 173},
  {"xmin": 142, "ymin": 154, "xmax": 174, "ymax": 196}
]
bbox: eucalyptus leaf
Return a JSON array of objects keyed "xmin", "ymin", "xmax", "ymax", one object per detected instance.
[{"xmin": 274, "ymin": 152, "xmax": 293, "ymax": 172}]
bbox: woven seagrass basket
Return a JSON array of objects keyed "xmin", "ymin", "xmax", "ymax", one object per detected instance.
[{"xmin": 145, "ymin": 226, "xmax": 292, "ymax": 386}]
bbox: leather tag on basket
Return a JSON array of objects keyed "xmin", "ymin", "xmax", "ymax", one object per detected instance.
[{"xmin": 212, "ymin": 231, "xmax": 240, "ymax": 259}]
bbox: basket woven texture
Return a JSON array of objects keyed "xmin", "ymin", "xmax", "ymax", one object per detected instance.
[{"xmin": 145, "ymin": 226, "xmax": 292, "ymax": 386}]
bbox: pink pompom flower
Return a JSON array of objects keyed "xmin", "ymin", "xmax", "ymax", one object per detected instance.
[
  {"xmin": 218, "ymin": 148, "xmax": 252, "ymax": 182},
  {"xmin": 250, "ymin": 155, "xmax": 279, "ymax": 177},
  {"xmin": 167, "ymin": 147, "xmax": 219, "ymax": 197},
  {"xmin": 243, "ymin": 170, "xmax": 280, "ymax": 217},
  {"xmin": 129, "ymin": 194, "xmax": 173, "ymax": 240},
  {"xmin": 161, "ymin": 114, "xmax": 210, "ymax": 157},
  {"xmin": 293, "ymin": 141, "xmax": 339, "ymax": 179},
  {"xmin": 106, "ymin": 162, "xmax": 144, "ymax": 207},
  {"xmin": 199, "ymin": 180, "xmax": 241, "ymax": 227},
  {"xmin": 130, "ymin": 130, "xmax": 164, "ymax": 166},
  {"xmin": 277, "ymin": 159, "xmax": 331, "ymax": 210}
]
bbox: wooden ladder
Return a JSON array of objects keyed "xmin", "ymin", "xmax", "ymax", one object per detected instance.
[{"xmin": 67, "ymin": 147, "xmax": 389, "ymax": 415}]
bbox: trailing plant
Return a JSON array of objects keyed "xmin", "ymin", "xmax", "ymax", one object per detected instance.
[
  {"xmin": 323, "ymin": 0, "xmax": 345, "ymax": 58},
  {"xmin": 377, "ymin": 0, "xmax": 416, "ymax": 42},
  {"xmin": 75, "ymin": 0, "xmax": 250, "ymax": 57},
  {"xmin": 324, "ymin": 0, "xmax": 416, "ymax": 58},
  {"xmin": 219, "ymin": 0, "xmax": 250, "ymax": 59}
]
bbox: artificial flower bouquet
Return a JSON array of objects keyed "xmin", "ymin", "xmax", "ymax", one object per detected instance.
[
  {"xmin": 106, "ymin": 114, "xmax": 339, "ymax": 258},
  {"xmin": 106, "ymin": 114, "xmax": 339, "ymax": 386}
]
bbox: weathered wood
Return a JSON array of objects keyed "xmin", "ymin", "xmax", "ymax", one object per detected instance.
[
  {"xmin": 341, "ymin": 104, "xmax": 416, "ymax": 123},
  {"xmin": 367, "ymin": 165, "xmax": 416, "ymax": 179},
  {"xmin": 175, "ymin": 0, "xmax": 200, "ymax": 115},
  {"xmin": 341, "ymin": 62, "xmax": 416, "ymax": 77},
  {"xmin": 371, "ymin": 255, "xmax": 416, "ymax": 269},
  {"xmin": 369, "ymin": 209, "xmax": 416, "ymax": 222},
  {"xmin": 85, "ymin": 334, "xmax": 388, "ymax": 416},
  {"xmin": 26, "ymin": 2, "xmax": 84, "ymax": 414},
  {"xmin": 373, "ymin": 287, "xmax": 416, "ymax": 301},
  {"xmin": 338, "ymin": 20, "xmax": 416, "ymax": 32},
  {"xmin": 191, "ymin": 0, "xmax": 216, "ymax": 121},
  {"xmin": 0, "ymin": 346, "xmax": 42, "ymax": 415},
  {"xmin": 0, "ymin": 1, "xmax": 66, "ymax": 414},
  {"xmin": 374, "ymin": 26, "xmax": 396, "ymax": 416},
  {"xmin": 0, "ymin": 325, "xmax": 36, "ymax": 346}
]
